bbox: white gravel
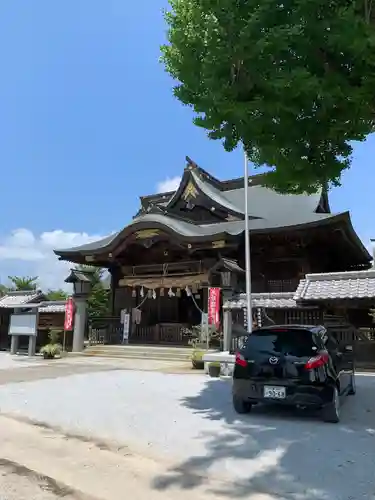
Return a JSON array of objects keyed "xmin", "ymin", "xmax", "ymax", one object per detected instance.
[{"xmin": 0, "ymin": 370, "xmax": 374, "ymax": 500}]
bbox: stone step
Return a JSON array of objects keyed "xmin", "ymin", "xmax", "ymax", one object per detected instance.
[
  {"xmin": 81, "ymin": 352, "xmax": 192, "ymax": 362},
  {"xmin": 85, "ymin": 344, "xmax": 192, "ymax": 352},
  {"xmin": 82, "ymin": 350, "xmax": 192, "ymax": 359},
  {"xmin": 85, "ymin": 346, "xmax": 193, "ymax": 355},
  {"xmin": 80, "ymin": 345, "xmax": 193, "ymax": 361}
]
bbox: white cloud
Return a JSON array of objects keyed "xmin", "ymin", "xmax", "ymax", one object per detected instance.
[
  {"xmin": 0, "ymin": 228, "xmax": 107, "ymax": 292},
  {"xmin": 156, "ymin": 176, "xmax": 181, "ymax": 193}
]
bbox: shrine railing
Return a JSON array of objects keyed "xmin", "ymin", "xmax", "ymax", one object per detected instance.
[
  {"xmin": 89, "ymin": 317, "xmax": 123, "ymax": 345},
  {"xmin": 355, "ymin": 327, "xmax": 375, "ymax": 368},
  {"xmin": 88, "ymin": 318, "xmax": 191, "ymax": 346},
  {"xmin": 131, "ymin": 323, "xmax": 191, "ymax": 345}
]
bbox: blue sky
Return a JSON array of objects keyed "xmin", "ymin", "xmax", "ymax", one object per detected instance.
[{"xmin": 0, "ymin": 1, "xmax": 373, "ymax": 289}]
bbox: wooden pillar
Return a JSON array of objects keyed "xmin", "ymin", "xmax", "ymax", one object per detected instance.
[{"xmin": 109, "ymin": 267, "xmax": 119, "ymax": 316}]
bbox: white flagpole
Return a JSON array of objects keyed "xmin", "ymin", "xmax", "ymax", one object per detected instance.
[{"xmin": 244, "ymin": 149, "xmax": 252, "ymax": 333}]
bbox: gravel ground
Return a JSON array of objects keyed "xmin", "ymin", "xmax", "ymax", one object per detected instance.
[
  {"xmin": 0, "ymin": 353, "xmax": 46, "ymax": 370},
  {"xmin": 0, "ymin": 370, "xmax": 374, "ymax": 500}
]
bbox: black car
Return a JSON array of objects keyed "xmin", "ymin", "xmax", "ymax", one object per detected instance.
[{"xmin": 232, "ymin": 324, "xmax": 355, "ymax": 423}]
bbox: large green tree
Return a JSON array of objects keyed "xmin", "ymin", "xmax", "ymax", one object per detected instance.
[
  {"xmin": 161, "ymin": 0, "xmax": 375, "ymax": 192},
  {"xmin": 8, "ymin": 276, "xmax": 38, "ymax": 291}
]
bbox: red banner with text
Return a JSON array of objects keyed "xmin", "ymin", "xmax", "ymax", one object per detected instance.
[
  {"xmin": 64, "ymin": 297, "xmax": 74, "ymax": 331},
  {"xmin": 208, "ymin": 287, "xmax": 221, "ymax": 329}
]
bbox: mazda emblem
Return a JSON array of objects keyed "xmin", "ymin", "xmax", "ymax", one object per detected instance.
[{"xmin": 269, "ymin": 356, "xmax": 279, "ymax": 365}]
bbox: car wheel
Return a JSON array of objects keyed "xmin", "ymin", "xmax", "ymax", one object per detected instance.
[
  {"xmin": 349, "ymin": 373, "xmax": 356, "ymax": 395},
  {"xmin": 322, "ymin": 386, "xmax": 340, "ymax": 423},
  {"xmin": 233, "ymin": 396, "xmax": 252, "ymax": 414}
]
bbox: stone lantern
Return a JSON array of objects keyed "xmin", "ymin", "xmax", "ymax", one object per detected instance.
[
  {"xmin": 209, "ymin": 258, "xmax": 244, "ymax": 351},
  {"xmin": 65, "ymin": 269, "xmax": 94, "ymax": 352}
]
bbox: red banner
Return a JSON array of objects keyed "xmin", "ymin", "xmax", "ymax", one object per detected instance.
[
  {"xmin": 64, "ymin": 297, "xmax": 74, "ymax": 331},
  {"xmin": 208, "ymin": 287, "xmax": 221, "ymax": 329}
]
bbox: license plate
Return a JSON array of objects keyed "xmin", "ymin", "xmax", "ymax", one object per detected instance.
[{"xmin": 264, "ymin": 386, "xmax": 286, "ymax": 399}]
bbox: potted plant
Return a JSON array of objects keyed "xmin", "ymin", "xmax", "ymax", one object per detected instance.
[
  {"xmin": 208, "ymin": 361, "xmax": 221, "ymax": 378},
  {"xmin": 184, "ymin": 325, "xmax": 221, "ymax": 370},
  {"xmin": 40, "ymin": 329, "xmax": 63, "ymax": 360},
  {"xmin": 191, "ymin": 346, "xmax": 205, "ymax": 369}
]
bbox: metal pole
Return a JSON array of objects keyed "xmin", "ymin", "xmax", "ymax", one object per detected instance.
[{"xmin": 244, "ymin": 149, "xmax": 253, "ymax": 333}]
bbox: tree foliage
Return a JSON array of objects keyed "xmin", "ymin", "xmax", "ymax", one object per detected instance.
[
  {"xmin": 45, "ymin": 289, "xmax": 68, "ymax": 301},
  {"xmin": 4, "ymin": 267, "xmax": 109, "ymax": 319},
  {"xmin": 8, "ymin": 275, "xmax": 38, "ymax": 291},
  {"xmin": 74, "ymin": 265, "xmax": 110, "ymax": 319},
  {"xmin": 161, "ymin": 0, "xmax": 375, "ymax": 192}
]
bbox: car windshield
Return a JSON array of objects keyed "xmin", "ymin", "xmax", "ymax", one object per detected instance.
[{"xmin": 243, "ymin": 329, "xmax": 317, "ymax": 357}]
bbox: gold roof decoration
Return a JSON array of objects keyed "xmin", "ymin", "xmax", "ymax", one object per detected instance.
[
  {"xmin": 135, "ymin": 229, "xmax": 160, "ymax": 239},
  {"xmin": 225, "ymin": 214, "xmax": 240, "ymax": 222},
  {"xmin": 182, "ymin": 181, "xmax": 198, "ymax": 201},
  {"xmin": 212, "ymin": 240, "xmax": 226, "ymax": 249}
]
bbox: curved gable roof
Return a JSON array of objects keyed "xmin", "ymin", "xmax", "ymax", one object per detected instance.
[
  {"xmin": 190, "ymin": 169, "xmax": 245, "ymax": 216},
  {"xmin": 53, "ymin": 158, "xmax": 370, "ymax": 266},
  {"xmin": 140, "ymin": 158, "xmax": 326, "ymax": 221},
  {"xmin": 54, "ymin": 210, "xmax": 371, "ymax": 264}
]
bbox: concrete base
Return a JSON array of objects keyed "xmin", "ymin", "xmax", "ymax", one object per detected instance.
[
  {"xmin": 9, "ymin": 335, "xmax": 37, "ymax": 357},
  {"xmin": 10, "ymin": 335, "xmax": 18, "ymax": 355},
  {"xmin": 203, "ymin": 351, "xmax": 235, "ymax": 378},
  {"xmin": 28, "ymin": 335, "xmax": 36, "ymax": 357},
  {"xmin": 72, "ymin": 299, "xmax": 88, "ymax": 353}
]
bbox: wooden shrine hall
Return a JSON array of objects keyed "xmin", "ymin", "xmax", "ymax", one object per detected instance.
[{"xmin": 54, "ymin": 157, "xmax": 372, "ymax": 346}]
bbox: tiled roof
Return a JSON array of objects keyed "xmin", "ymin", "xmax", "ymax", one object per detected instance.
[
  {"xmin": 223, "ymin": 292, "xmax": 298, "ymax": 310},
  {"xmin": 0, "ymin": 290, "xmax": 44, "ymax": 308},
  {"xmin": 6, "ymin": 299, "xmax": 67, "ymax": 313},
  {"xmin": 294, "ymin": 270, "xmax": 375, "ymax": 301},
  {"xmin": 38, "ymin": 301, "xmax": 66, "ymax": 313},
  {"xmin": 55, "ymin": 212, "xmax": 347, "ymax": 256}
]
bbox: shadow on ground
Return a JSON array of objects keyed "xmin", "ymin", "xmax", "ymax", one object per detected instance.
[{"xmin": 152, "ymin": 374, "xmax": 375, "ymax": 499}]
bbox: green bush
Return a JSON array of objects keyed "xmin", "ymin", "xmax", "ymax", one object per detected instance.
[{"xmin": 40, "ymin": 329, "xmax": 63, "ymax": 359}]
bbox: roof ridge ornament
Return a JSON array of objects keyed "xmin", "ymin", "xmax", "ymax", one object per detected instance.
[{"xmin": 185, "ymin": 156, "xmax": 197, "ymax": 170}]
